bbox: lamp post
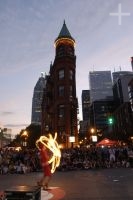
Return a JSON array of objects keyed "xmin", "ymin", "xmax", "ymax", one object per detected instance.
[
  {"xmin": 90, "ymin": 128, "xmax": 97, "ymax": 144},
  {"xmin": 90, "ymin": 128, "xmax": 95, "ymax": 134},
  {"xmin": 69, "ymin": 96, "xmax": 75, "ymax": 148},
  {"xmin": 21, "ymin": 130, "xmax": 28, "ymax": 148}
]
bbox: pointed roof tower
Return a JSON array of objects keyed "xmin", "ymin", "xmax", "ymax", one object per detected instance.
[
  {"xmin": 57, "ymin": 20, "xmax": 75, "ymax": 41},
  {"xmin": 54, "ymin": 20, "xmax": 75, "ymax": 47}
]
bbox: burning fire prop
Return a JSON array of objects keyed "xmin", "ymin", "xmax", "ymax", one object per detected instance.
[{"xmin": 36, "ymin": 132, "xmax": 61, "ymax": 173}]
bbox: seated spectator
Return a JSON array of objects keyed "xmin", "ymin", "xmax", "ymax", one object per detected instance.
[{"xmin": 2, "ymin": 164, "xmax": 9, "ymax": 174}]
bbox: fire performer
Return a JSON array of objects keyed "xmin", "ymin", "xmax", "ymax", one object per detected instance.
[
  {"xmin": 37, "ymin": 142, "xmax": 52, "ymax": 190},
  {"xmin": 36, "ymin": 133, "xmax": 61, "ymax": 190}
]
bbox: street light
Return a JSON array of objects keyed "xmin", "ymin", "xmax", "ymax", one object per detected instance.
[
  {"xmin": 131, "ymin": 136, "xmax": 133, "ymax": 144},
  {"xmin": 69, "ymin": 96, "xmax": 75, "ymax": 148},
  {"xmin": 90, "ymin": 128, "xmax": 95, "ymax": 134},
  {"xmin": 90, "ymin": 128, "xmax": 97, "ymax": 143},
  {"xmin": 21, "ymin": 130, "xmax": 28, "ymax": 147}
]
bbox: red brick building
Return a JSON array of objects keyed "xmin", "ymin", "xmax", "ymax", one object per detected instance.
[{"xmin": 42, "ymin": 21, "xmax": 78, "ymax": 148}]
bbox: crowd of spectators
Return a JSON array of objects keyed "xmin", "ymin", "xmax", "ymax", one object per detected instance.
[
  {"xmin": 58, "ymin": 146, "xmax": 133, "ymax": 171},
  {"xmin": 0, "ymin": 145, "xmax": 133, "ymax": 174},
  {"xmin": 0, "ymin": 148, "xmax": 40, "ymax": 174}
]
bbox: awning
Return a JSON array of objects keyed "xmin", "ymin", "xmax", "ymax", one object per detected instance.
[{"xmin": 96, "ymin": 138, "xmax": 118, "ymax": 147}]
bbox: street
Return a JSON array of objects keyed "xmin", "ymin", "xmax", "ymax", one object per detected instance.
[{"xmin": 0, "ymin": 168, "xmax": 133, "ymax": 199}]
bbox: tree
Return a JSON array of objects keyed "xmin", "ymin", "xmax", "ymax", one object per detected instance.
[
  {"xmin": 13, "ymin": 124, "xmax": 41, "ymax": 149},
  {"xmin": 25, "ymin": 124, "xmax": 41, "ymax": 148}
]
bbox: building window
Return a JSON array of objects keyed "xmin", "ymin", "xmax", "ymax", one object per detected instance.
[
  {"xmin": 59, "ymin": 69, "xmax": 64, "ymax": 80},
  {"xmin": 58, "ymin": 85, "xmax": 64, "ymax": 96},
  {"xmin": 67, "ymin": 47, "xmax": 74, "ymax": 56},
  {"xmin": 70, "ymin": 85, "xmax": 73, "ymax": 96},
  {"xmin": 57, "ymin": 46, "xmax": 64, "ymax": 56},
  {"xmin": 101, "ymin": 106, "xmax": 105, "ymax": 111},
  {"xmin": 69, "ymin": 70, "xmax": 73, "ymax": 80},
  {"xmin": 58, "ymin": 105, "xmax": 65, "ymax": 118}
]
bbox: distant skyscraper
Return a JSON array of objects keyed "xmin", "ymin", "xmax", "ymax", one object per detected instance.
[
  {"xmin": 128, "ymin": 78, "xmax": 133, "ymax": 112},
  {"xmin": 89, "ymin": 71, "xmax": 113, "ymax": 102},
  {"xmin": 82, "ymin": 90, "xmax": 90, "ymax": 121},
  {"xmin": 113, "ymin": 73, "xmax": 133, "ymax": 105},
  {"xmin": 112, "ymin": 71, "xmax": 133, "ymax": 84},
  {"xmin": 31, "ymin": 73, "xmax": 46, "ymax": 125}
]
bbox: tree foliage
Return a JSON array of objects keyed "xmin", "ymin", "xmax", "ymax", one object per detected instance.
[{"xmin": 13, "ymin": 124, "xmax": 41, "ymax": 149}]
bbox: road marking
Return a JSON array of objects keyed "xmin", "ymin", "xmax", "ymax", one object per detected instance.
[
  {"xmin": 41, "ymin": 187, "xmax": 65, "ymax": 200},
  {"xmin": 113, "ymin": 179, "xmax": 119, "ymax": 182}
]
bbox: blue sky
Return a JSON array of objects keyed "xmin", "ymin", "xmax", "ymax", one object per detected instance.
[{"xmin": 0, "ymin": 0, "xmax": 133, "ymax": 137}]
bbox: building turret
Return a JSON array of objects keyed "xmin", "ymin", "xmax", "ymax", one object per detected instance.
[{"xmin": 54, "ymin": 21, "xmax": 75, "ymax": 58}]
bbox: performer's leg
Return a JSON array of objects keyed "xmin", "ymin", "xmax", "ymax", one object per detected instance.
[
  {"xmin": 37, "ymin": 177, "xmax": 43, "ymax": 186},
  {"xmin": 37, "ymin": 173, "xmax": 45, "ymax": 186},
  {"xmin": 42, "ymin": 176, "xmax": 51, "ymax": 190}
]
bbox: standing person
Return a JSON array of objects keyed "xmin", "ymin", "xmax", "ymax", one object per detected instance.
[{"xmin": 37, "ymin": 142, "xmax": 52, "ymax": 190}]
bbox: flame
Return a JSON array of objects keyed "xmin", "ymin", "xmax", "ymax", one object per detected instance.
[{"xmin": 36, "ymin": 132, "xmax": 61, "ymax": 173}]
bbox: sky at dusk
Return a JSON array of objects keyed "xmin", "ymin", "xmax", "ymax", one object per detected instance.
[{"xmin": 0, "ymin": 0, "xmax": 133, "ymax": 137}]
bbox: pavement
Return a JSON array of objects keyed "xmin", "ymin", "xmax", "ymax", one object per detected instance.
[{"xmin": 0, "ymin": 168, "xmax": 133, "ymax": 199}]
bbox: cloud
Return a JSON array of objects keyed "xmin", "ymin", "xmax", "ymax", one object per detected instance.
[
  {"xmin": 1, "ymin": 111, "xmax": 14, "ymax": 116},
  {"xmin": 4, "ymin": 124, "xmax": 29, "ymax": 128}
]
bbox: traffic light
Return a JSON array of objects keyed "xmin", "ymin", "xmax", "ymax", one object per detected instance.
[{"xmin": 108, "ymin": 116, "xmax": 114, "ymax": 125}]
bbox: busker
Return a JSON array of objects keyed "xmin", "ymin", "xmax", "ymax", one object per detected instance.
[{"xmin": 37, "ymin": 142, "xmax": 51, "ymax": 190}]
